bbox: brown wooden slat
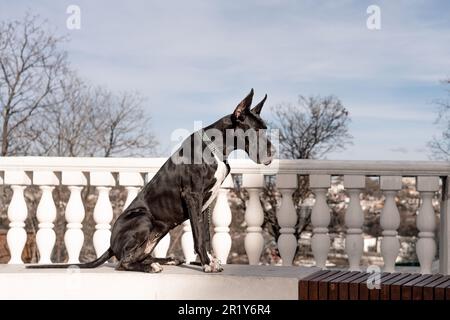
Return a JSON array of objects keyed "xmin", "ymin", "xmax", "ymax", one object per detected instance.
[
  {"xmin": 359, "ymin": 272, "xmax": 389, "ymax": 300},
  {"xmin": 412, "ymin": 274, "xmax": 444, "ymax": 301},
  {"xmin": 434, "ymin": 279, "xmax": 450, "ymax": 300},
  {"xmin": 369, "ymin": 273, "xmax": 400, "ymax": 300},
  {"xmin": 446, "ymin": 285, "xmax": 450, "ymax": 301},
  {"xmin": 308, "ymin": 270, "xmax": 341, "ymax": 300},
  {"xmin": 339, "ymin": 272, "xmax": 368, "ymax": 300},
  {"xmin": 298, "ymin": 270, "xmax": 331, "ymax": 300},
  {"xmin": 402, "ymin": 274, "xmax": 433, "ymax": 300},
  {"xmin": 359, "ymin": 281, "xmax": 370, "ymax": 300},
  {"xmin": 435, "ymin": 280, "xmax": 450, "ymax": 300},
  {"xmin": 380, "ymin": 273, "xmax": 411, "ymax": 300},
  {"xmin": 318, "ymin": 271, "xmax": 350, "ymax": 300},
  {"xmin": 390, "ymin": 273, "xmax": 422, "ymax": 300},
  {"xmin": 328, "ymin": 271, "xmax": 360, "ymax": 300},
  {"xmin": 423, "ymin": 276, "xmax": 450, "ymax": 300},
  {"xmin": 349, "ymin": 273, "xmax": 372, "ymax": 300}
]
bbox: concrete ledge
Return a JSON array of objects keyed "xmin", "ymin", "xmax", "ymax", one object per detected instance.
[{"xmin": 0, "ymin": 264, "xmax": 320, "ymax": 300}]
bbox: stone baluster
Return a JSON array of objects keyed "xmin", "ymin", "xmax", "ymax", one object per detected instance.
[
  {"xmin": 243, "ymin": 174, "xmax": 264, "ymax": 265},
  {"xmin": 124, "ymin": 186, "xmax": 140, "ymax": 209},
  {"xmin": 310, "ymin": 174, "xmax": 331, "ymax": 269},
  {"xmin": 276, "ymin": 174, "xmax": 298, "ymax": 266},
  {"xmin": 212, "ymin": 175, "xmax": 234, "ymax": 264},
  {"xmin": 120, "ymin": 172, "xmax": 144, "ymax": 209},
  {"xmin": 181, "ymin": 220, "xmax": 197, "ymax": 264},
  {"xmin": 343, "ymin": 175, "xmax": 365, "ymax": 271},
  {"xmin": 416, "ymin": 176, "xmax": 439, "ymax": 274},
  {"xmin": 153, "ymin": 234, "xmax": 171, "ymax": 258},
  {"xmin": 5, "ymin": 170, "xmax": 31, "ymax": 264},
  {"xmin": 62, "ymin": 171, "xmax": 87, "ymax": 264},
  {"xmin": 380, "ymin": 176, "xmax": 402, "ymax": 272},
  {"xmin": 91, "ymin": 172, "xmax": 115, "ymax": 257},
  {"xmin": 33, "ymin": 171, "xmax": 60, "ymax": 264}
]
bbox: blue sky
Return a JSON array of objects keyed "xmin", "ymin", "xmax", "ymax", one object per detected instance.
[{"xmin": 1, "ymin": 0, "xmax": 450, "ymax": 159}]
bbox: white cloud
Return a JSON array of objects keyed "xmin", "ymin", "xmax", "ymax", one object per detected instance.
[{"xmin": 348, "ymin": 103, "xmax": 437, "ymax": 122}]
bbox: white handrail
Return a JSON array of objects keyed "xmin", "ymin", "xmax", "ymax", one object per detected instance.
[{"xmin": 0, "ymin": 157, "xmax": 449, "ymax": 176}]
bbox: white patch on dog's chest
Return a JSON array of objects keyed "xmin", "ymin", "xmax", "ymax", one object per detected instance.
[{"xmin": 202, "ymin": 155, "xmax": 228, "ymax": 212}]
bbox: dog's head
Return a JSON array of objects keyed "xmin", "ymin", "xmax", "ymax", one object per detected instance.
[{"xmin": 229, "ymin": 89, "xmax": 273, "ymax": 165}]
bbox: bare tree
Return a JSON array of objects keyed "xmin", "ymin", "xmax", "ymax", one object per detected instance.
[
  {"xmin": 272, "ymin": 95, "xmax": 352, "ymax": 159},
  {"xmin": 429, "ymin": 79, "xmax": 450, "ymax": 160},
  {"xmin": 29, "ymin": 73, "xmax": 92, "ymax": 156},
  {"xmin": 29, "ymin": 73, "xmax": 158, "ymax": 157},
  {"xmin": 0, "ymin": 14, "xmax": 67, "ymax": 156},
  {"xmin": 89, "ymin": 88, "xmax": 159, "ymax": 157}
]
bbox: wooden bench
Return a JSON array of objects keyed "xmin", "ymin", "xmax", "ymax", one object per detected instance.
[{"xmin": 298, "ymin": 270, "xmax": 450, "ymax": 300}]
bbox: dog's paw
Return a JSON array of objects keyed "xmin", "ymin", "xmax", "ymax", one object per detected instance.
[
  {"xmin": 202, "ymin": 258, "xmax": 223, "ymax": 273},
  {"xmin": 166, "ymin": 258, "xmax": 184, "ymax": 266},
  {"xmin": 210, "ymin": 258, "xmax": 223, "ymax": 272},
  {"xmin": 150, "ymin": 262, "xmax": 163, "ymax": 273}
]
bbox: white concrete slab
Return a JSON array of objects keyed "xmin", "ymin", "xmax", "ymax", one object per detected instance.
[{"xmin": 0, "ymin": 264, "xmax": 320, "ymax": 300}]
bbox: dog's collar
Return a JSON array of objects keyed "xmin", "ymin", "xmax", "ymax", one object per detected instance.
[{"xmin": 199, "ymin": 130, "xmax": 228, "ymax": 164}]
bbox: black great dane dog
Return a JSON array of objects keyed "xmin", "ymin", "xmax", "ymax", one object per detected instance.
[{"xmin": 28, "ymin": 89, "xmax": 273, "ymax": 273}]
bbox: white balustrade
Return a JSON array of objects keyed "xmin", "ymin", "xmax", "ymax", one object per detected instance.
[
  {"xmin": 181, "ymin": 220, "xmax": 197, "ymax": 264},
  {"xmin": 243, "ymin": 174, "xmax": 264, "ymax": 265},
  {"xmin": 310, "ymin": 175, "xmax": 331, "ymax": 269},
  {"xmin": 380, "ymin": 176, "xmax": 402, "ymax": 272},
  {"xmin": 276, "ymin": 174, "xmax": 298, "ymax": 266},
  {"xmin": 62, "ymin": 172, "xmax": 87, "ymax": 263},
  {"xmin": 0, "ymin": 157, "xmax": 448, "ymax": 275},
  {"xmin": 212, "ymin": 175, "xmax": 234, "ymax": 264},
  {"xmin": 416, "ymin": 176, "xmax": 439, "ymax": 274},
  {"xmin": 33, "ymin": 171, "xmax": 59, "ymax": 264},
  {"xmin": 91, "ymin": 172, "xmax": 115, "ymax": 258},
  {"xmin": 5, "ymin": 170, "xmax": 32, "ymax": 264},
  {"xmin": 343, "ymin": 175, "xmax": 365, "ymax": 271}
]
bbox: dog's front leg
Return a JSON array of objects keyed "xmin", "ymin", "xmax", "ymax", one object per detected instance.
[
  {"xmin": 203, "ymin": 208, "xmax": 213, "ymax": 255},
  {"xmin": 202, "ymin": 211, "xmax": 223, "ymax": 271},
  {"xmin": 182, "ymin": 190, "xmax": 222, "ymax": 273}
]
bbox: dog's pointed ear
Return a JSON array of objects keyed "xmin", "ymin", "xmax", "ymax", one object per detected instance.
[
  {"xmin": 233, "ymin": 89, "xmax": 254, "ymax": 120},
  {"xmin": 251, "ymin": 94, "xmax": 267, "ymax": 115}
]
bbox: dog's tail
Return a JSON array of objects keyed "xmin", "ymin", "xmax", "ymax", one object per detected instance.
[{"xmin": 26, "ymin": 247, "xmax": 114, "ymax": 269}]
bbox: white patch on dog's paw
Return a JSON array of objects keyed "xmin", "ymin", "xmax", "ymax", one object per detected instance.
[
  {"xmin": 202, "ymin": 258, "xmax": 223, "ymax": 273},
  {"xmin": 166, "ymin": 258, "xmax": 183, "ymax": 265},
  {"xmin": 210, "ymin": 258, "xmax": 223, "ymax": 272},
  {"xmin": 203, "ymin": 264, "xmax": 213, "ymax": 273},
  {"xmin": 150, "ymin": 262, "xmax": 163, "ymax": 273}
]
